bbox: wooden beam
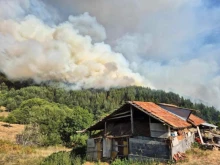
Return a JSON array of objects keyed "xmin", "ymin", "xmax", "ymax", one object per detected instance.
[
  {"xmin": 130, "ymin": 105, "xmax": 134, "ymax": 135},
  {"xmin": 107, "ymin": 114, "xmax": 131, "ymax": 120},
  {"xmin": 112, "ymin": 111, "xmax": 130, "ymax": 117},
  {"xmin": 106, "ymin": 135, "xmax": 131, "ymax": 139}
]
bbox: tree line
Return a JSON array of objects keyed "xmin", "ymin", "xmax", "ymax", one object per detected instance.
[{"xmin": 1, "ymin": 82, "xmax": 219, "ymax": 122}]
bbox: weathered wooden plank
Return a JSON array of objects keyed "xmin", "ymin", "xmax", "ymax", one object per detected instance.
[{"xmin": 107, "ymin": 114, "xmax": 131, "ymax": 120}]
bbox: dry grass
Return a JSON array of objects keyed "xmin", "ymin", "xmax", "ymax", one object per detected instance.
[
  {"xmin": 0, "ymin": 139, "xmax": 71, "ymax": 165},
  {"xmin": 0, "ymin": 140, "xmax": 37, "ymax": 165},
  {"xmin": 34, "ymin": 146, "xmax": 71, "ymax": 157},
  {"xmin": 0, "ymin": 109, "xmax": 9, "ymax": 121},
  {"xmin": 0, "ymin": 112, "xmax": 9, "ymax": 117},
  {"xmin": 0, "ymin": 106, "xmax": 7, "ymax": 111},
  {"xmin": 177, "ymin": 147, "xmax": 220, "ymax": 165},
  {"xmin": 0, "ymin": 121, "xmax": 71, "ymax": 165},
  {"xmin": 0, "ymin": 121, "xmax": 25, "ymax": 142}
]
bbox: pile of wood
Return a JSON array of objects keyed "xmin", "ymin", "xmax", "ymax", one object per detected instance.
[{"xmin": 202, "ymin": 130, "xmax": 220, "ymax": 149}]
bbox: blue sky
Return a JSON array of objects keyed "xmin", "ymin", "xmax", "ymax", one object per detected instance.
[{"xmin": 203, "ymin": 0, "xmax": 220, "ymax": 8}]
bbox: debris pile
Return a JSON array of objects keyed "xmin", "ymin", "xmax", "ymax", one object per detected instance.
[
  {"xmin": 199, "ymin": 129, "xmax": 220, "ymax": 150},
  {"xmin": 173, "ymin": 152, "xmax": 186, "ymax": 162}
]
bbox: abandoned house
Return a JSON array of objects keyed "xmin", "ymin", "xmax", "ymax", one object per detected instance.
[{"xmin": 82, "ymin": 101, "xmax": 214, "ymax": 161}]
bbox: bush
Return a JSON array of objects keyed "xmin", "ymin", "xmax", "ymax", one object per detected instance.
[
  {"xmin": 72, "ymin": 156, "xmax": 83, "ymax": 165},
  {"xmin": 70, "ymin": 134, "xmax": 88, "ymax": 147},
  {"xmin": 70, "ymin": 145, "xmax": 87, "ymax": 159},
  {"xmin": 3, "ymin": 115, "xmax": 16, "ymax": 124},
  {"xmin": 41, "ymin": 151, "xmax": 72, "ymax": 165},
  {"xmin": 41, "ymin": 151, "xmax": 84, "ymax": 165}
]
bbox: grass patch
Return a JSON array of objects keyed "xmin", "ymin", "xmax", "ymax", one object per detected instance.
[
  {"xmin": 111, "ymin": 158, "xmax": 160, "ymax": 165},
  {"xmin": 185, "ymin": 147, "xmax": 209, "ymax": 157},
  {"xmin": 0, "ymin": 139, "xmax": 35, "ymax": 154},
  {"xmin": 0, "ymin": 140, "xmax": 38, "ymax": 165},
  {"xmin": 178, "ymin": 146, "xmax": 220, "ymax": 165},
  {"xmin": 0, "ymin": 140, "xmax": 71, "ymax": 165}
]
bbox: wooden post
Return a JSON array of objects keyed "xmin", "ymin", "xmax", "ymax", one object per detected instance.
[
  {"xmin": 105, "ymin": 121, "xmax": 107, "ymax": 136},
  {"xmin": 168, "ymin": 126, "xmax": 171, "ymax": 137},
  {"xmin": 197, "ymin": 126, "xmax": 204, "ymax": 144},
  {"xmin": 149, "ymin": 115, "xmax": 151, "ymax": 137},
  {"xmin": 130, "ymin": 105, "xmax": 134, "ymax": 135}
]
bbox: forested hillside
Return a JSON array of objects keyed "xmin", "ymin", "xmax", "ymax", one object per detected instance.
[
  {"xmin": 0, "ymin": 81, "xmax": 219, "ymax": 122},
  {"xmin": 0, "ymin": 73, "xmax": 220, "ymax": 146}
]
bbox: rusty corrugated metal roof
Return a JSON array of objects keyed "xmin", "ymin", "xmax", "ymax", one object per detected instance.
[
  {"xmin": 188, "ymin": 114, "xmax": 205, "ymax": 126},
  {"xmin": 131, "ymin": 101, "xmax": 191, "ymax": 128}
]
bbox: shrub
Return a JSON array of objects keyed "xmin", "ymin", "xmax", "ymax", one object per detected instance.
[
  {"xmin": 72, "ymin": 156, "xmax": 83, "ymax": 165},
  {"xmin": 3, "ymin": 115, "xmax": 16, "ymax": 124},
  {"xmin": 41, "ymin": 151, "xmax": 85, "ymax": 165},
  {"xmin": 41, "ymin": 151, "xmax": 72, "ymax": 165},
  {"xmin": 70, "ymin": 134, "xmax": 88, "ymax": 147},
  {"xmin": 70, "ymin": 145, "xmax": 87, "ymax": 159}
]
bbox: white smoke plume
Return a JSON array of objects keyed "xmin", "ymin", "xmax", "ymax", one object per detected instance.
[
  {"xmin": 43, "ymin": 0, "xmax": 220, "ymax": 109},
  {"xmin": 1, "ymin": 0, "xmax": 220, "ymax": 109},
  {"xmin": 68, "ymin": 12, "xmax": 107, "ymax": 42},
  {"xmin": 0, "ymin": 0, "xmax": 146, "ymax": 89}
]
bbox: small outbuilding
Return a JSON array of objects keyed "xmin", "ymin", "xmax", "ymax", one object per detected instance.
[{"xmin": 83, "ymin": 101, "xmax": 208, "ymax": 161}]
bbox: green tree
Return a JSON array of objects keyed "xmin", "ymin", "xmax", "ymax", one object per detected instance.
[{"xmin": 59, "ymin": 106, "xmax": 93, "ymax": 145}]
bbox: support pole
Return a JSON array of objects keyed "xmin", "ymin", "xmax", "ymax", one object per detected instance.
[
  {"xmin": 130, "ymin": 105, "xmax": 134, "ymax": 135},
  {"xmin": 197, "ymin": 126, "xmax": 204, "ymax": 144},
  {"xmin": 149, "ymin": 115, "xmax": 151, "ymax": 137}
]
